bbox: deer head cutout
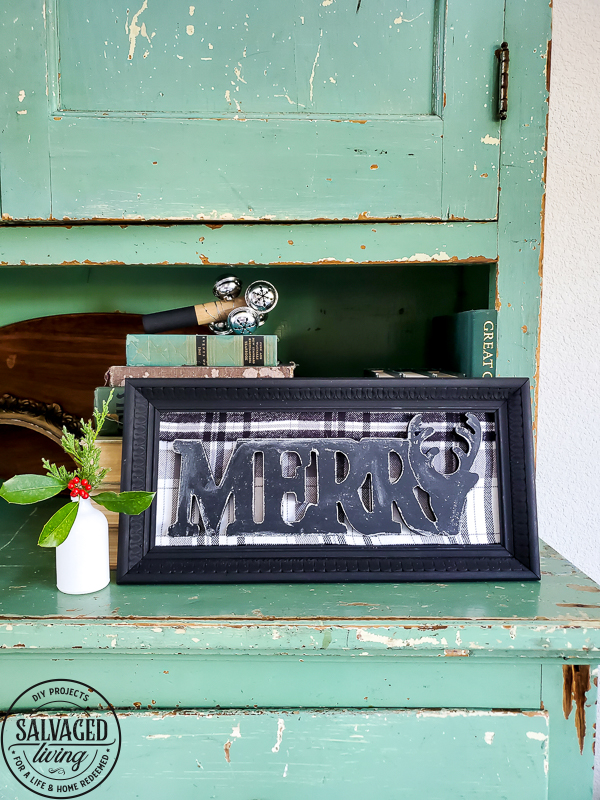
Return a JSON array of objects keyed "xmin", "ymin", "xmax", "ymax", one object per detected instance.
[{"xmin": 406, "ymin": 413, "xmax": 482, "ymax": 537}]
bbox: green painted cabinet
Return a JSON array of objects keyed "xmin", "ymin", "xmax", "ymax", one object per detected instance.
[{"xmin": 0, "ymin": 3, "xmax": 563, "ymax": 797}]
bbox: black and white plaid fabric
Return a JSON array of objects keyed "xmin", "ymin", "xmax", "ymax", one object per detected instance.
[{"xmin": 156, "ymin": 410, "xmax": 499, "ymax": 547}]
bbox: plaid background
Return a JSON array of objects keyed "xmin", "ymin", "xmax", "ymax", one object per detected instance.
[{"xmin": 155, "ymin": 410, "xmax": 499, "ymax": 547}]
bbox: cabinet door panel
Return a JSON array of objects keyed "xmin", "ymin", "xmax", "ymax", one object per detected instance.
[{"xmin": 0, "ymin": 0, "xmax": 504, "ymax": 221}]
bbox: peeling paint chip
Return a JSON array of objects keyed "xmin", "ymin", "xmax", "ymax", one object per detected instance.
[
  {"xmin": 481, "ymin": 134, "xmax": 500, "ymax": 145},
  {"xmin": 526, "ymin": 731, "xmax": 548, "ymax": 741},
  {"xmin": 271, "ymin": 718, "xmax": 285, "ymax": 753},
  {"xmin": 484, "ymin": 732, "xmax": 495, "ymax": 745}
]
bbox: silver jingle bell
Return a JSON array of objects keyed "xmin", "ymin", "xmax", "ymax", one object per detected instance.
[
  {"xmin": 213, "ymin": 274, "xmax": 242, "ymax": 301},
  {"xmin": 245, "ymin": 280, "xmax": 278, "ymax": 314},
  {"xmin": 227, "ymin": 306, "xmax": 261, "ymax": 335},
  {"xmin": 208, "ymin": 320, "xmax": 232, "ymax": 335},
  {"xmin": 257, "ymin": 313, "xmax": 268, "ymax": 327}
]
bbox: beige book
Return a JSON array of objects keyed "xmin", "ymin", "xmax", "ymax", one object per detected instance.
[{"xmin": 105, "ymin": 362, "xmax": 296, "ymax": 386}]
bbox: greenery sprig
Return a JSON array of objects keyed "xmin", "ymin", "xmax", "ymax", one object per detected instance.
[{"xmin": 0, "ymin": 392, "xmax": 155, "ymax": 548}]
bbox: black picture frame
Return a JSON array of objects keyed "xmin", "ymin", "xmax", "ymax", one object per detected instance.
[{"xmin": 116, "ymin": 378, "xmax": 539, "ymax": 584}]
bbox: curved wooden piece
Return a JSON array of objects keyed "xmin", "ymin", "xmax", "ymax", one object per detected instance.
[{"xmin": 0, "ymin": 312, "xmax": 203, "ymax": 478}]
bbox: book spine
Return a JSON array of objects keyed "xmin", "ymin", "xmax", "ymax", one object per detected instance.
[
  {"xmin": 105, "ymin": 363, "xmax": 296, "ymax": 386},
  {"xmin": 466, "ymin": 310, "xmax": 497, "ymax": 377},
  {"xmin": 430, "ymin": 311, "xmax": 496, "ymax": 377},
  {"xmin": 126, "ymin": 335, "xmax": 277, "ymax": 366}
]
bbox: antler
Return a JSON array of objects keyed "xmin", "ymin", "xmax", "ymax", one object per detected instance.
[
  {"xmin": 406, "ymin": 413, "xmax": 482, "ymax": 537},
  {"xmin": 407, "ymin": 415, "xmax": 439, "ymax": 485},
  {"xmin": 450, "ymin": 413, "xmax": 482, "ymax": 474}
]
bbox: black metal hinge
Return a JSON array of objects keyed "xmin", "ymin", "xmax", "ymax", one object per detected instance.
[{"xmin": 497, "ymin": 42, "xmax": 509, "ymax": 120}]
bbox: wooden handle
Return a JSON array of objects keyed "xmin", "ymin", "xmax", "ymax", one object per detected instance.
[{"xmin": 193, "ymin": 297, "xmax": 246, "ymax": 326}]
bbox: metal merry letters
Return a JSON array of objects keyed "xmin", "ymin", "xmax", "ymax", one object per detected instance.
[{"xmin": 168, "ymin": 414, "xmax": 481, "ymax": 539}]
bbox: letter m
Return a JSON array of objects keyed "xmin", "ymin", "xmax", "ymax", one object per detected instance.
[{"xmin": 168, "ymin": 440, "xmax": 254, "ymax": 537}]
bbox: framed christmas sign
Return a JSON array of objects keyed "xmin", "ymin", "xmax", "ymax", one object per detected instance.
[{"xmin": 116, "ymin": 379, "xmax": 539, "ymax": 583}]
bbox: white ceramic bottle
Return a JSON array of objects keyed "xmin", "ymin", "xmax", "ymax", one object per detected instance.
[{"xmin": 55, "ymin": 498, "xmax": 110, "ymax": 594}]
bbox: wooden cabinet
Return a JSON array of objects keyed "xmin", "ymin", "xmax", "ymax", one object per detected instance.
[{"xmin": 0, "ymin": 4, "xmax": 562, "ymax": 796}]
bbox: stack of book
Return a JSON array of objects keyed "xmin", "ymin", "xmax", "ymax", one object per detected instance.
[
  {"xmin": 95, "ymin": 333, "xmax": 295, "ymax": 565},
  {"xmin": 105, "ymin": 333, "xmax": 295, "ymax": 385}
]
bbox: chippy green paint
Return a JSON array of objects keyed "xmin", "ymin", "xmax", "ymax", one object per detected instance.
[
  {"xmin": 496, "ymin": 1, "xmax": 550, "ymax": 391},
  {"xmin": 0, "ymin": 221, "xmax": 497, "ymax": 266},
  {"xmin": 2, "ymin": 500, "xmax": 600, "ymax": 664},
  {"xmin": 0, "ymin": 657, "xmax": 543, "ymax": 713},
  {"xmin": 0, "ymin": 488, "xmax": 596, "ymax": 797},
  {"xmin": 0, "ymin": 709, "xmax": 550, "ymax": 799},
  {"xmin": 1, "ymin": 0, "xmax": 505, "ymax": 221},
  {"xmin": 543, "ymin": 663, "xmax": 598, "ymax": 800}
]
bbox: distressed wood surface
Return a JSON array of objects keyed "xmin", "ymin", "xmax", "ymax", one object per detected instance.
[
  {"xmin": 543, "ymin": 662, "xmax": 597, "ymax": 800},
  {"xmin": 0, "ymin": 709, "xmax": 550, "ymax": 799},
  {"xmin": 0, "ymin": 499, "xmax": 599, "ymax": 653},
  {"xmin": 0, "ymin": 0, "xmax": 504, "ymax": 220},
  {"xmin": 496, "ymin": 1, "xmax": 550, "ymax": 394},
  {"xmin": 0, "ymin": 221, "xmax": 498, "ymax": 266},
  {"xmin": 0, "ymin": 657, "xmax": 542, "ymax": 713}
]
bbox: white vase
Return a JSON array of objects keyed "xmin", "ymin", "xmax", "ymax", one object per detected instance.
[{"xmin": 55, "ymin": 497, "xmax": 110, "ymax": 595}]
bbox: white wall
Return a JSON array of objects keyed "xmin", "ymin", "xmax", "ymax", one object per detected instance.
[
  {"xmin": 537, "ymin": 0, "xmax": 600, "ymax": 581},
  {"xmin": 536, "ymin": 0, "xmax": 600, "ymax": 794}
]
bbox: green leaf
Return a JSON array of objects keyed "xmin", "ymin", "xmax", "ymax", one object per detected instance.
[
  {"xmin": 93, "ymin": 491, "xmax": 155, "ymax": 515},
  {"xmin": 0, "ymin": 474, "xmax": 65, "ymax": 505},
  {"xmin": 38, "ymin": 502, "xmax": 79, "ymax": 547}
]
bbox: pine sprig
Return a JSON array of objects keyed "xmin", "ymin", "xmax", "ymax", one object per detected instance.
[{"xmin": 44, "ymin": 391, "xmax": 114, "ymax": 489}]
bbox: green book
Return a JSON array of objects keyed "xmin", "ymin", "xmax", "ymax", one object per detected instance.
[
  {"xmin": 94, "ymin": 387, "xmax": 125, "ymax": 436},
  {"xmin": 126, "ymin": 334, "xmax": 278, "ymax": 367},
  {"xmin": 431, "ymin": 310, "xmax": 497, "ymax": 378}
]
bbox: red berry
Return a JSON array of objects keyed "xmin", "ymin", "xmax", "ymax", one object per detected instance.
[
  {"xmin": 81, "ymin": 479, "xmax": 91, "ymax": 490},
  {"xmin": 70, "ymin": 489, "xmax": 79, "ymax": 498},
  {"xmin": 79, "ymin": 491, "xmax": 89, "ymax": 499},
  {"xmin": 73, "ymin": 476, "xmax": 80, "ymax": 484}
]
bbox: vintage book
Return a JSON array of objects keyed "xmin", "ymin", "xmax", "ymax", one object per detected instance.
[
  {"xmin": 94, "ymin": 386, "xmax": 125, "ymax": 435},
  {"xmin": 431, "ymin": 310, "xmax": 497, "ymax": 378},
  {"xmin": 97, "ymin": 436, "xmax": 123, "ymax": 476},
  {"xmin": 105, "ymin": 363, "xmax": 297, "ymax": 386},
  {"xmin": 126, "ymin": 334, "xmax": 278, "ymax": 367},
  {"xmin": 365, "ymin": 369, "xmax": 464, "ymax": 379}
]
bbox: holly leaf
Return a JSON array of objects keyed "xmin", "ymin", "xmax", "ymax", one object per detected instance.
[
  {"xmin": 38, "ymin": 503, "xmax": 79, "ymax": 547},
  {"xmin": 0, "ymin": 474, "xmax": 65, "ymax": 505},
  {"xmin": 93, "ymin": 491, "xmax": 155, "ymax": 515}
]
